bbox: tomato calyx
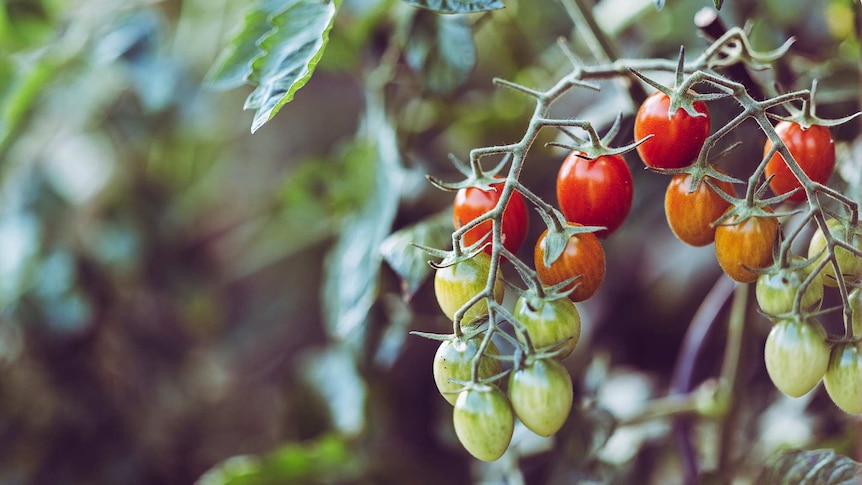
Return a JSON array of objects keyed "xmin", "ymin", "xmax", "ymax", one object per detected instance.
[
  {"xmin": 546, "ymin": 113, "xmax": 647, "ymax": 160},
  {"xmin": 767, "ymin": 80, "xmax": 861, "ymax": 130},
  {"xmin": 535, "ymin": 208, "xmax": 603, "ymax": 269}
]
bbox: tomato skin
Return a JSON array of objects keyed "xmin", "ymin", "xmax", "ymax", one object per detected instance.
[
  {"xmin": 806, "ymin": 218, "xmax": 862, "ymax": 287},
  {"xmin": 513, "ymin": 296, "xmax": 581, "ymax": 360},
  {"xmin": 534, "ymin": 225, "xmax": 606, "ymax": 302},
  {"xmin": 453, "ymin": 385, "xmax": 514, "ymax": 461},
  {"xmin": 851, "ymin": 288, "xmax": 862, "ymax": 337},
  {"xmin": 433, "ymin": 336, "xmax": 502, "ymax": 406},
  {"xmin": 764, "ymin": 317, "xmax": 830, "ymax": 398},
  {"xmin": 764, "ymin": 122, "xmax": 835, "ymax": 203},
  {"xmin": 634, "ymin": 91, "xmax": 710, "ymax": 169},
  {"xmin": 454, "ymin": 182, "xmax": 529, "ymax": 255},
  {"xmin": 508, "ymin": 358, "xmax": 573, "ymax": 437},
  {"xmin": 434, "ymin": 252, "xmax": 504, "ymax": 323},
  {"xmin": 714, "ymin": 209, "xmax": 779, "ymax": 283},
  {"xmin": 556, "ymin": 152, "xmax": 634, "ymax": 238},
  {"xmin": 664, "ymin": 172, "xmax": 735, "ymax": 246},
  {"xmin": 823, "ymin": 342, "xmax": 862, "ymax": 414},
  {"xmin": 755, "ymin": 257, "xmax": 823, "ymax": 317}
]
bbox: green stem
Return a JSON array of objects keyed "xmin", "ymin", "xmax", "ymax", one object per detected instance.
[{"xmin": 717, "ymin": 282, "xmax": 750, "ymax": 470}]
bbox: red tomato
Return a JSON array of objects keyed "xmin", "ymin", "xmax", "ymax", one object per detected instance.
[
  {"xmin": 556, "ymin": 152, "xmax": 633, "ymax": 238},
  {"xmin": 634, "ymin": 91, "xmax": 710, "ymax": 169},
  {"xmin": 714, "ymin": 208, "xmax": 779, "ymax": 283},
  {"xmin": 454, "ymin": 181, "xmax": 529, "ymax": 255},
  {"xmin": 764, "ymin": 122, "xmax": 835, "ymax": 203},
  {"xmin": 664, "ymin": 172, "xmax": 735, "ymax": 246},
  {"xmin": 534, "ymin": 225, "xmax": 606, "ymax": 302}
]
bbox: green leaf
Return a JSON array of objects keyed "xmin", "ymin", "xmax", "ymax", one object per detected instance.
[
  {"xmin": 379, "ymin": 209, "xmax": 452, "ymax": 299},
  {"xmin": 206, "ymin": 0, "xmax": 339, "ymax": 133},
  {"xmin": 404, "ymin": 11, "xmax": 476, "ymax": 96},
  {"xmin": 400, "ymin": 0, "xmax": 505, "ymax": 14},
  {"xmin": 757, "ymin": 449, "xmax": 862, "ymax": 485}
]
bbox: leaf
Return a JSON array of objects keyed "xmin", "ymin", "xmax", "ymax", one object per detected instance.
[
  {"xmin": 654, "ymin": 0, "xmax": 665, "ymax": 9},
  {"xmin": 300, "ymin": 347, "xmax": 368, "ymax": 437},
  {"xmin": 205, "ymin": 0, "xmax": 339, "ymax": 133},
  {"xmin": 757, "ymin": 449, "xmax": 862, "ymax": 485},
  {"xmin": 399, "ymin": 0, "xmax": 505, "ymax": 14},
  {"xmin": 379, "ymin": 209, "xmax": 452, "ymax": 299},
  {"xmin": 404, "ymin": 11, "xmax": 476, "ymax": 96}
]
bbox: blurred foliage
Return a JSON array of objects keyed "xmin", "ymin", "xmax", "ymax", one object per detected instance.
[{"xmin": 0, "ymin": 0, "xmax": 859, "ymax": 484}]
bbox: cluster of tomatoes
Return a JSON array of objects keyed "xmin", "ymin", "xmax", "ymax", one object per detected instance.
[{"xmin": 429, "ymin": 86, "xmax": 861, "ymax": 461}]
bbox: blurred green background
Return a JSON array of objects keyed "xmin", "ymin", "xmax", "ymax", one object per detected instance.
[{"xmin": 0, "ymin": 0, "xmax": 859, "ymax": 484}]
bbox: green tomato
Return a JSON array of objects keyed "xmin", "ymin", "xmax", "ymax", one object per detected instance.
[
  {"xmin": 850, "ymin": 288, "xmax": 862, "ymax": 338},
  {"xmin": 755, "ymin": 259, "xmax": 823, "ymax": 317},
  {"xmin": 807, "ymin": 218, "xmax": 862, "ymax": 287},
  {"xmin": 513, "ymin": 296, "xmax": 581, "ymax": 359},
  {"xmin": 433, "ymin": 336, "xmax": 502, "ymax": 406},
  {"xmin": 764, "ymin": 317, "xmax": 830, "ymax": 398},
  {"xmin": 508, "ymin": 357, "xmax": 573, "ymax": 437},
  {"xmin": 453, "ymin": 384, "xmax": 514, "ymax": 461},
  {"xmin": 823, "ymin": 342, "xmax": 862, "ymax": 415},
  {"xmin": 434, "ymin": 252, "xmax": 504, "ymax": 322}
]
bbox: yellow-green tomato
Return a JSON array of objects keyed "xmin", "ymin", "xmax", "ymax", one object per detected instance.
[
  {"xmin": 433, "ymin": 336, "xmax": 502, "ymax": 406},
  {"xmin": 764, "ymin": 317, "xmax": 830, "ymax": 398},
  {"xmin": 755, "ymin": 261, "xmax": 823, "ymax": 317},
  {"xmin": 823, "ymin": 342, "xmax": 862, "ymax": 414},
  {"xmin": 453, "ymin": 385, "xmax": 514, "ymax": 461},
  {"xmin": 807, "ymin": 218, "xmax": 862, "ymax": 287},
  {"xmin": 850, "ymin": 288, "xmax": 862, "ymax": 337},
  {"xmin": 513, "ymin": 296, "xmax": 581, "ymax": 359},
  {"xmin": 508, "ymin": 358, "xmax": 573, "ymax": 437},
  {"xmin": 434, "ymin": 252, "xmax": 504, "ymax": 322}
]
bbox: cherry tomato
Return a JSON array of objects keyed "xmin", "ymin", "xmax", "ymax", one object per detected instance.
[
  {"xmin": 453, "ymin": 384, "xmax": 514, "ymax": 461},
  {"xmin": 806, "ymin": 218, "xmax": 862, "ymax": 287},
  {"xmin": 714, "ymin": 208, "xmax": 779, "ymax": 283},
  {"xmin": 755, "ymin": 257, "xmax": 823, "ymax": 317},
  {"xmin": 434, "ymin": 252, "xmax": 504, "ymax": 323},
  {"xmin": 454, "ymin": 181, "xmax": 528, "ymax": 255},
  {"xmin": 508, "ymin": 358, "xmax": 573, "ymax": 437},
  {"xmin": 823, "ymin": 342, "xmax": 862, "ymax": 414},
  {"xmin": 850, "ymin": 288, "xmax": 862, "ymax": 337},
  {"xmin": 764, "ymin": 122, "xmax": 835, "ymax": 203},
  {"xmin": 764, "ymin": 317, "xmax": 830, "ymax": 398},
  {"xmin": 534, "ymin": 225, "xmax": 606, "ymax": 302},
  {"xmin": 513, "ymin": 296, "xmax": 581, "ymax": 360},
  {"xmin": 634, "ymin": 91, "xmax": 710, "ymax": 169},
  {"xmin": 433, "ymin": 336, "xmax": 502, "ymax": 406},
  {"xmin": 556, "ymin": 152, "xmax": 633, "ymax": 238},
  {"xmin": 664, "ymin": 171, "xmax": 735, "ymax": 246}
]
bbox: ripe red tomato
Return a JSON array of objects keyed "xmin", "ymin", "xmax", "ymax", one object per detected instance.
[
  {"xmin": 714, "ymin": 208, "xmax": 779, "ymax": 283},
  {"xmin": 664, "ymin": 172, "xmax": 735, "ymax": 246},
  {"xmin": 764, "ymin": 122, "xmax": 835, "ymax": 203},
  {"xmin": 534, "ymin": 225, "xmax": 606, "ymax": 302},
  {"xmin": 454, "ymin": 181, "xmax": 528, "ymax": 255},
  {"xmin": 556, "ymin": 152, "xmax": 633, "ymax": 238},
  {"xmin": 634, "ymin": 91, "xmax": 710, "ymax": 169}
]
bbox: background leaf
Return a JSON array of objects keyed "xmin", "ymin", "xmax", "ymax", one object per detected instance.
[
  {"xmin": 404, "ymin": 11, "xmax": 477, "ymax": 96},
  {"xmin": 757, "ymin": 449, "xmax": 862, "ymax": 485},
  {"xmin": 399, "ymin": 0, "xmax": 505, "ymax": 14},
  {"xmin": 379, "ymin": 209, "xmax": 452, "ymax": 299}
]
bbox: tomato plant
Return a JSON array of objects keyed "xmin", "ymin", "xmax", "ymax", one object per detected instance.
[
  {"xmin": 433, "ymin": 336, "xmax": 502, "ymax": 405},
  {"xmin": 454, "ymin": 182, "xmax": 529, "ymax": 255},
  {"xmin": 664, "ymin": 172, "xmax": 735, "ymax": 246},
  {"xmin": 755, "ymin": 258, "xmax": 823, "ymax": 317},
  {"xmin": 633, "ymin": 91, "xmax": 710, "ymax": 169},
  {"xmin": 453, "ymin": 384, "xmax": 514, "ymax": 462},
  {"xmin": 556, "ymin": 152, "xmax": 633, "ymax": 238},
  {"xmin": 807, "ymin": 218, "xmax": 862, "ymax": 287},
  {"xmin": 434, "ymin": 252, "xmax": 504, "ymax": 322},
  {"xmin": 823, "ymin": 342, "xmax": 862, "ymax": 415},
  {"xmin": 508, "ymin": 357, "xmax": 573, "ymax": 437},
  {"xmin": 714, "ymin": 209, "xmax": 779, "ymax": 283},
  {"xmin": 764, "ymin": 317, "xmax": 830, "ymax": 398},
  {"xmin": 764, "ymin": 122, "xmax": 835, "ymax": 203},
  {"xmin": 512, "ymin": 295, "xmax": 581, "ymax": 359},
  {"xmin": 534, "ymin": 225, "xmax": 606, "ymax": 302}
]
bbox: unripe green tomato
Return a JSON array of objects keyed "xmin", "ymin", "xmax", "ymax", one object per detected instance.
[
  {"xmin": 508, "ymin": 358, "xmax": 573, "ymax": 437},
  {"xmin": 755, "ymin": 260, "xmax": 823, "ymax": 317},
  {"xmin": 850, "ymin": 288, "xmax": 862, "ymax": 338},
  {"xmin": 433, "ymin": 336, "xmax": 502, "ymax": 406},
  {"xmin": 513, "ymin": 296, "xmax": 581, "ymax": 359},
  {"xmin": 807, "ymin": 218, "xmax": 862, "ymax": 287},
  {"xmin": 453, "ymin": 385, "xmax": 514, "ymax": 461},
  {"xmin": 823, "ymin": 342, "xmax": 862, "ymax": 415},
  {"xmin": 764, "ymin": 317, "xmax": 830, "ymax": 398},
  {"xmin": 434, "ymin": 252, "xmax": 504, "ymax": 322}
]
